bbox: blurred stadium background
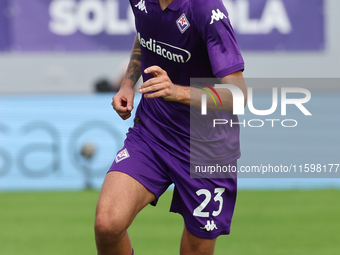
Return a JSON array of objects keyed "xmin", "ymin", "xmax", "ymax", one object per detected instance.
[{"xmin": 0, "ymin": 0, "xmax": 339, "ymax": 254}]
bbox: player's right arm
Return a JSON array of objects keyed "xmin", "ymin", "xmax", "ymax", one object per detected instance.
[{"xmin": 112, "ymin": 36, "xmax": 142, "ymax": 120}]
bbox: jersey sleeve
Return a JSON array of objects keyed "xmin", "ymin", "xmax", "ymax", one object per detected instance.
[{"xmin": 192, "ymin": 0, "xmax": 244, "ymax": 78}]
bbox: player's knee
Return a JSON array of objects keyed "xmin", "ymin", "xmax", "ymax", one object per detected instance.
[{"xmin": 94, "ymin": 212, "xmax": 128, "ymax": 240}]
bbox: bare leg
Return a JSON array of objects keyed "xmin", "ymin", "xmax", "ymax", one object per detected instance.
[
  {"xmin": 95, "ymin": 171, "xmax": 156, "ymax": 255},
  {"xmin": 180, "ymin": 226, "xmax": 217, "ymax": 255}
]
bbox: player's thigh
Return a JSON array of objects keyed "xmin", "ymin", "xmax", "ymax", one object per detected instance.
[
  {"xmin": 180, "ymin": 226, "xmax": 216, "ymax": 255},
  {"xmin": 95, "ymin": 171, "xmax": 156, "ymax": 232}
]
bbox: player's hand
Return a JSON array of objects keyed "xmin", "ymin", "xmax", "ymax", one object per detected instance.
[
  {"xmin": 139, "ymin": 66, "xmax": 178, "ymax": 101},
  {"xmin": 111, "ymin": 81, "xmax": 134, "ymax": 120}
]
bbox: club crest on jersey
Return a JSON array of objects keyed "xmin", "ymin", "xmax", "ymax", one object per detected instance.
[
  {"xmin": 176, "ymin": 13, "xmax": 190, "ymax": 34},
  {"xmin": 115, "ymin": 148, "xmax": 130, "ymax": 163}
]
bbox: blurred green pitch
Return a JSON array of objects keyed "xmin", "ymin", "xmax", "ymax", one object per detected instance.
[{"xmin": 1, "ymin": 189, "xmax": 339, "ymax": 255}]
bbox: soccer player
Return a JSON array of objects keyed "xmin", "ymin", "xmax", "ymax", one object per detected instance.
[{"xmin": 94, "ymin": 0, "xmax": 246, "ymax": 254}]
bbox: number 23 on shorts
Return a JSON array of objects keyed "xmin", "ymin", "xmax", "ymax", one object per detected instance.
[{"xmin": 193, "ymin": 188, "xmax": 225, "ymax": 217}]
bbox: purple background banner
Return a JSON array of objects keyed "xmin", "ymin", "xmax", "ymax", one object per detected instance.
[
  {"xmin": 0, "ymin": 0, "xmax": 10, "ymax": 51},
  {"xmin": 227, "ymin": 0, "xmax": 325, "ymax": 51},
  {"xmin": 1, "ymin": 0, "xmax": 325, "ymax": 52},
  {"xmin": 10, "ymin": 0, "xmax": 135, "ymax": 51}
]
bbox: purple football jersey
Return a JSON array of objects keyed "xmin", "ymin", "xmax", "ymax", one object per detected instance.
[{"xmin": 130, "ymin": 0, "xmax": 244, "ymax": 163}]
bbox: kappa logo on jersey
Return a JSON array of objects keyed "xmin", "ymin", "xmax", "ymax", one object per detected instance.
[
  {"xmin": 176, "ymin": 13, "xmax": 190, "ymax": 34},
  {"xmin": 210, "ymin": 9, "xmax": 227, "ymax": 24},
  {"xmin": 201, "ymin": 220, "xmax": 218, "ymax": 231},
  {"xmin": 115, "ymin": 148, "xmax": 130, "ymax": 163},
  {"xmin": 135, "ymin": 0, "xmax": 148, "ymax": 13}
]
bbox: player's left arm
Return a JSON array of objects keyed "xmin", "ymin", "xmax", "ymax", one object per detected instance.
[{"xmin": 139, "ymin": 66, "xmax": 246, "ymax": 110}]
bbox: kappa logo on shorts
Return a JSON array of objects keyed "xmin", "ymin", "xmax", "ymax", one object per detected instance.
[
  {"xmin": 176, "ymin": 13, "xmax": 190, "ymax": 34},
  {"xmin": 115, "ymin": 148, "xmax": 130, "ymax": 163},
  {"xmin": 201, "ymin": 220, "xmax": 218, "ymax": 231}
]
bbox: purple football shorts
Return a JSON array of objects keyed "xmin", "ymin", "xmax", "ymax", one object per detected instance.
[{"xmin": 109, "ymin": 128, "xmax": 237, "ymax": 239}]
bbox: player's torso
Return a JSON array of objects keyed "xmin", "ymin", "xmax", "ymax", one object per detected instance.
[
  {"xmin": 130, "ymin": 0, "xmax": 214, "ymax": 85},
  {"xmin": 129, "ymin": 0, "xmax": 241, "ymax": 163}
]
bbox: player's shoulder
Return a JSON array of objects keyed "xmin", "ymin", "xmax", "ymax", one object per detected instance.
[{"xmin": 189, "ymin": 0, "xmax": 229, "ymax": 26}]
